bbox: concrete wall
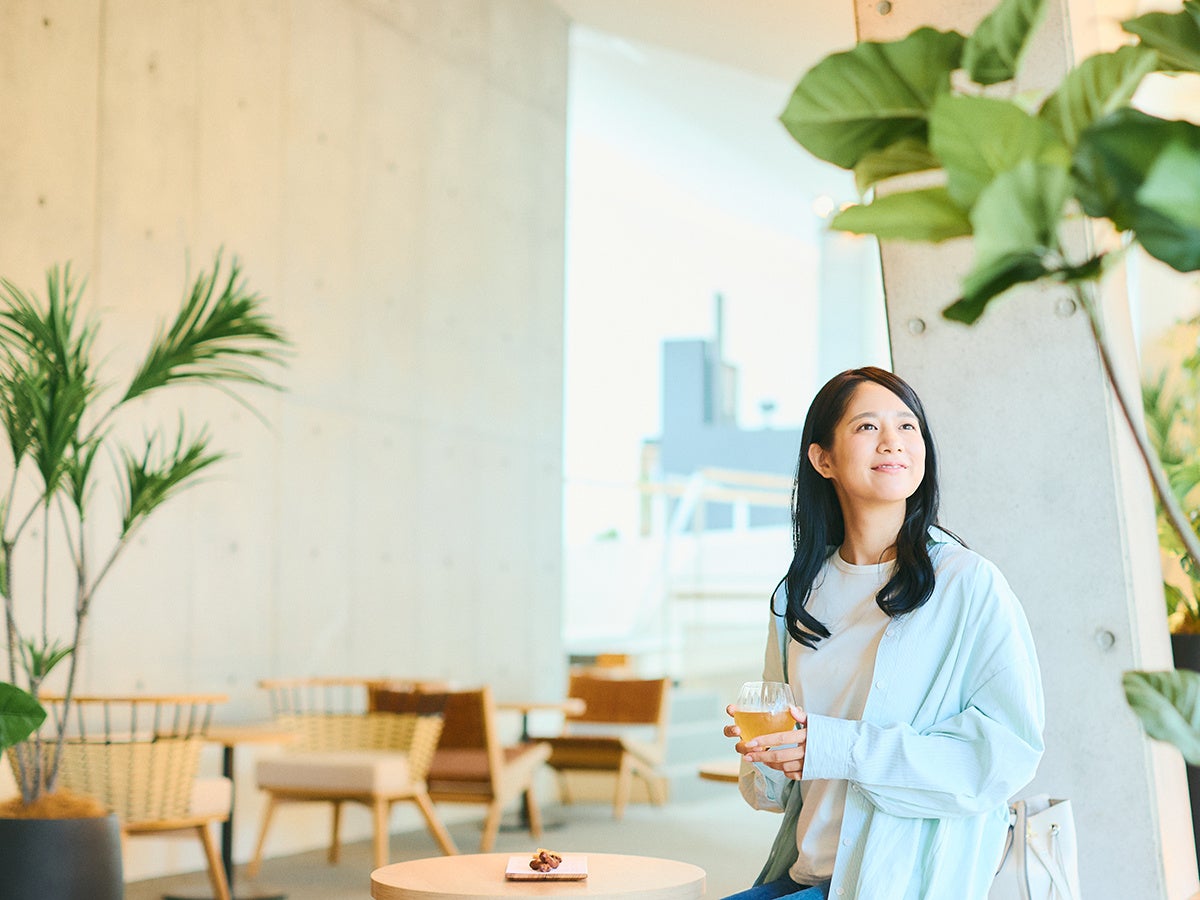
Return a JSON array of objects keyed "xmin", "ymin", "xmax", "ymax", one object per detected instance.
[
  {"xmin": 0, "ymin": 0, "xmax": 568, "ymax": 879},
  {"xmin": 855, "ymin": 0, "xmax": 1198, "ymax": 897}
]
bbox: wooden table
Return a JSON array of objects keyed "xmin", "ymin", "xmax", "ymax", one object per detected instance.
[
  {"xmin": 165, "ymin": 724, "xmax": 294, "ymax": 900},
  {"xmin": 696, "ymin": 760, "xmax": 740, "ymax": 784},
  {"xmin": 497, "ymin": 698, "xmax": 587, "ymax": 743},
  {"xmin": 371, "ymin": 852, "xmax": 705, "ymax": 900}
]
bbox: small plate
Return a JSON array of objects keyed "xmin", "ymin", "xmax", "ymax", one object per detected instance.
[{"xmin": 504, "ymin": 855, "xmax": 588, "ymax": 881}]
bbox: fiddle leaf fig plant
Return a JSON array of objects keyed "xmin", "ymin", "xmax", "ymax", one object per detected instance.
[
  {"xmin": 1, "ymin": 253, "xmax": 287, "ymax": 806},
  {"xmin": 779, "ymin": 0, "xmax": 1200, "ymax": 756}
]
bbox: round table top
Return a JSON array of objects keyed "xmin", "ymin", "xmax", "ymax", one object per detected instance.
[
  {"xmin": 697, "ymin": 759, "xmax": 740, "ymax": 784},
  {"xmin": 371, "ymin": 852, "xmax": 706, "ymax": 900}
]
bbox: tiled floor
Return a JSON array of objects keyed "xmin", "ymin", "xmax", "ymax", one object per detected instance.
[{"xmin": 126, "ymin": 788, "xmax": 780, "ymax": 900}]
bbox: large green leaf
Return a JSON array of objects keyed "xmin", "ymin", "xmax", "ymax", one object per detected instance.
[
  {"xmin": 1139, "ymin": 140, "xmax": 1200, "ymax": 231},
  {"xmin": 1136, "ymin": 140, "xmax": 1200, "ymax": 271},
  {"xmin": 1073, "ymin": 108, "xmax": 1199, "ymax": 228},
  {"xmin": 1122, "ymin": 2, "xmax": 1200, "ymax": 73},
  {"xmin": 1039, "ymin": 45, "xmax": 1159, "ymax": 147},
  {"xmin": 941, "ymin": 160, "xmax": 1069, "ymax": 323},
  {"xmin": 930, "ymin": 95, "xmax": 1069, "ymax": 209},
  {"xmin": 853, "ymin": 137, "xmax": 941, "ymax": 194},
  {"xmin": 944, "ymin": 252, "xmax": 1050, "ymax": 324},
  {"xmin": 779, "ymin": 28, "xmax": 965, "ymax": 169},
  {"xmin": 971, "ymin": 159, "xmax": 1070, "ymax": 267},
  {"xmin": 830, "ymin": 187, "xmax": 972, "ymax": 242},
  {"xmin": 1124, "ymin": 669, "xmax": 1200, "ymax": 764},
  {"xmin": 962, "ymin": 0, "xmax": 1048, "ymax": 85},
  {"xmin": 0, "ymin": 682, "xmax": 45, "ymax": 751},
  {"xmin": 1075, "ymin": 109, "xmax": 1200, "ymax": 270}
]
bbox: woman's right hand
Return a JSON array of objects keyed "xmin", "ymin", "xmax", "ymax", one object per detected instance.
[{"xmin": 723, "ymin": 703, "xmax": 808, "ymax": 780}]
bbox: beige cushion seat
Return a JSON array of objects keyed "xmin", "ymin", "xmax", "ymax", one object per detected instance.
[
  {"xmin": 188, "ymin": 777, "xmax": 234, "ymax": 820},
  {"xmin": 257, "ymin": 751, "xmax": 416, "ymax": 794}
]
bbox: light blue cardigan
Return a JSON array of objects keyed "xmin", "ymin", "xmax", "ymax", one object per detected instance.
[{"xmin": 741, "ymin": 534, "xmax": 1045, "ymax": 900}]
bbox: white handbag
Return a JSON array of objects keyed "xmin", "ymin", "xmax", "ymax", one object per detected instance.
[{"xmin": 990, "ymin": 794, "xmax": 1081, "ymax": 900}]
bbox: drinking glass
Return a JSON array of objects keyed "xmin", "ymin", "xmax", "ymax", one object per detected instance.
[{"xmin": 733, "ymin": 681, "xmax": 798, "ymax": 744}]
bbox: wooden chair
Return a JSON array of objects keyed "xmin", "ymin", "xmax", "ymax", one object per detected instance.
[
  {"xmin": 34, "ymin": 693, "xmax": 232, "ymax": 900},
  {"xmin": 542, "ymin": 673, "xmax": 672, "ymax": 820},
  {"xmin": 369, "ymin": 684, "xmax": 551, "ymax": 851},
  {"xmin": 247, "ymin": 677, "xmax": 455, "ymax": 875}
]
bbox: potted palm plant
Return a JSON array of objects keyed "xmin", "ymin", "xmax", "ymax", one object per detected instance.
[
  {"xmin": 777, "ymin": 0, "xmax": 1200, "ymax": 747},
  {"xmin": 0, "ymin": 253, "xmax": 287, "ymax": 895}
]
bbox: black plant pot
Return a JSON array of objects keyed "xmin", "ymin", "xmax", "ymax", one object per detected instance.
[
  {"xmin": 1172, "ymin": 633, "xmax": 1200, "ymax": 874},
  {"xmin": 0, "ymin": 812, "xmax": 123, "ymax": 900}
]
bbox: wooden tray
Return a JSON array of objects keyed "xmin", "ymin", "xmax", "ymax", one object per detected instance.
[{"xmin": 504, "ymin": 855, "xmax": 588, "ymax": 881}]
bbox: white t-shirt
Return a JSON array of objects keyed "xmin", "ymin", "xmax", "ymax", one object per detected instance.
[{"xmin": 787, "ymin": 550, "xmax": 892, "ymax": 884}]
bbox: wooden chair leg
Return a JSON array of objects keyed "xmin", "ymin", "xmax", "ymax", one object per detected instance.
[
  {"xmin": 413, "ymin": 790, "xmax": 458, "ymax": 856},
  {"xmin": 645, "ymin": 770, "xmax": 668, "ymax": 806},
  {"xmin": 480, "ymin": 800, "xmax": 504, "ymax": 852},
  {"xmin": 555, "ymin": 769, "xmax": 572, "ymax": 805},
  {"xmin": 614, "ymin": 754, "xmax": 634, "ymax": 821},
  {"xmin": 525, "ymin": 787, "xmax": 544, "ymax": 838},
  {"xmin": 329, "ymin": 800, "xmax": 344, "ymax": 864},
  {"xmin": 247, "ymin": 794, "xmax": 279, "ymax": 878},
  {"xmin": 372, "ymin": 798, "xmax": 391, "ymax": 870},
  {"xmin": 197, "ymin": 822, "xmax": 231, "ymax": 900}
]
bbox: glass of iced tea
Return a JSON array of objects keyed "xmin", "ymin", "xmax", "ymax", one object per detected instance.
[{"xmin": 734, "ymin": 681, "xmax": 798, "ymax": 745}]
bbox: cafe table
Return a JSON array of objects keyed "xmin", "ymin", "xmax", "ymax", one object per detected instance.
[
  {"xmin": 371, "ymin": 851, "xmax": 706, "ymax": 900},
  {"xmin": 696, "ymin": 759, "xmax": 740, "ymax": 784},
  {"xmin": 496, "ymin": 697, "xmax": 587, "ymax": 743},
  {"xmin": 164, "ymin": 723, "xmax": 294, "ymax": 900}
]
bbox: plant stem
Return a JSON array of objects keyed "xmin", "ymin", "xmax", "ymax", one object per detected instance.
[
  {"xmin": 1076, "ymin": 283, "xmax": 1200, "ymax": 576},
  {"xmin": 0, "ymin": 465, "xmax": 18, "ymax": 542},
  {"xmin": 40, "ymin": 502, "xmax": 49, "ymax": 646}
]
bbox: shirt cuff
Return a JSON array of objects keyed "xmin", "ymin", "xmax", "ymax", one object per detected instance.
[{"xmin": 802, "ymin": 712, "xmax": 856, "ymax": 781}]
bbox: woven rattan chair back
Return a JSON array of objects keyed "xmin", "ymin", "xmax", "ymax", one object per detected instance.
[{"xmin": 33, "ymin": 694, "xmax": 225, "ymax": 827}]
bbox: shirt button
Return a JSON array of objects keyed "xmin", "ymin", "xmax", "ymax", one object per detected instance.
[
  {"xmin": 874, "ymin": 680, "xmax": 885, "ymax": 689},
  {"xmin": 836, "ymin": 889, "xmax": 845, "ymax": 896},
  {"xmin": 842, "ymin": 838, "xmax": 851, "ymax": 846}
]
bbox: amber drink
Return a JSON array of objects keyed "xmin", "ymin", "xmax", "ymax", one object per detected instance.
[
  {"xmin": 734, "ymin": 681, "xmax": 797, "ymax": 745},
  {"xmin": 733, "ymin": 708, "xmax": 796, "ymax": 743}
]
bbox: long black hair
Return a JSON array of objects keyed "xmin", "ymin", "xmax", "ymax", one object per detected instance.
[{"xmin": 776, "ymin": 367, "xmax": 943, "ymax": 648}]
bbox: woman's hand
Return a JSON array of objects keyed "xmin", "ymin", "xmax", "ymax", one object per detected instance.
[{"xmin": 723, "ymin": 704, "xmax": 808, "ymax": 780}]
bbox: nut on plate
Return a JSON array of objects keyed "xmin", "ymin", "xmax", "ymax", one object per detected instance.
[{"xmin": 529, "ymin": 848, "xmax": 563, "ymax": 872}]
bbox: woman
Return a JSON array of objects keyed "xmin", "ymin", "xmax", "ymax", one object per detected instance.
[{"xmin": 724, "ymin": 367, "xmax": 1044, "ymax": 900}]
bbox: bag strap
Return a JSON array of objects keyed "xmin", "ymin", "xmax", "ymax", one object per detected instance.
[{"xmin": 1026, "ymin": 823, "xmax": 1076, "ymax": 899}]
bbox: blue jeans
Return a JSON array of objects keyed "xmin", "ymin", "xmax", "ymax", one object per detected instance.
[{"xmin": 721, "ymin": 876, "xmax": 831, "ymax": 900}]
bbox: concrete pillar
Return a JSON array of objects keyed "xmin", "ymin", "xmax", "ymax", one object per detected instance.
[{"xmin": 854, "ymin": 0, "xmax": 1198, "ymax": 896}]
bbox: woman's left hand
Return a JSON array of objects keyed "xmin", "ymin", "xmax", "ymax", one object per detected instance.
[{"xmin": 735, "ymin": 705, "xmax": 808, "ymax": 780}]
